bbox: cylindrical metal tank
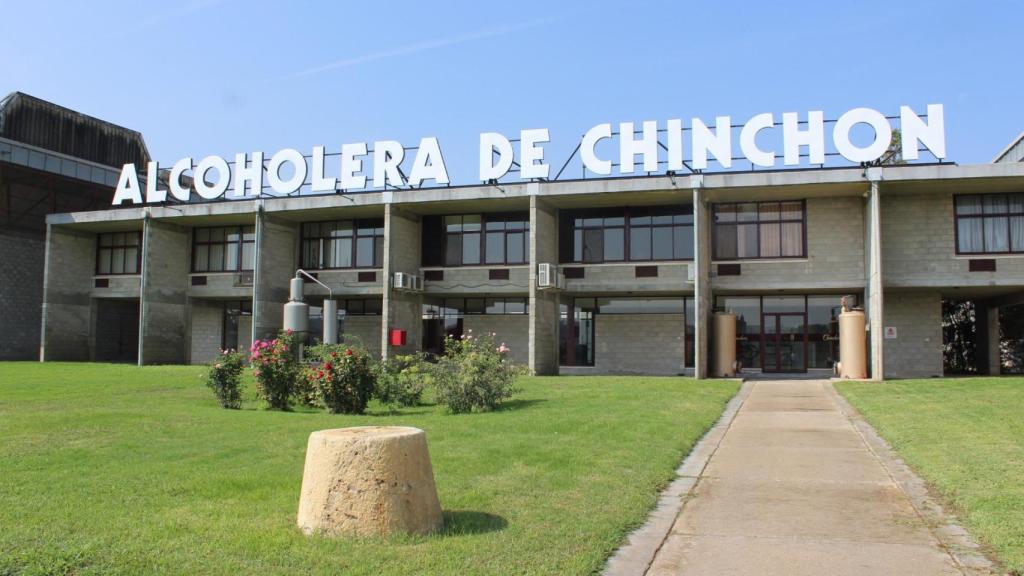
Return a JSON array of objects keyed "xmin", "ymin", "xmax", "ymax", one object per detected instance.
[
  {"xmin": 283, "ymin": 276, "xmax": 309, "ymax": 334},
  {"xmin": 322, "ymin": 299, "xmax": 338, "ymax": 344},
  {"xmin": 839, "ymin": 309, "xmax": 867, "ymax": 379},
  {"xmin": 713, "ymin": 312, "xmax": 737, "ymax": 377}
]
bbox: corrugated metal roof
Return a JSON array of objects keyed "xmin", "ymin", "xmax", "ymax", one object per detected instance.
[{"xmin": 0, "ymin": 92, "xmax": 150, "ymax": 169}]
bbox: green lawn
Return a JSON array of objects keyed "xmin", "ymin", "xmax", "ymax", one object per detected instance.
[
  {"xmin": 837, "ymin": 377, "xmax": 1024, "ymax": 574},
  {"xmin": 0, "ymin": 363, "xmax": 737, "ymax": 576}
]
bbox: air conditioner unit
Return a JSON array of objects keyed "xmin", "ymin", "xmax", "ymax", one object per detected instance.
[
  {"xmin": 537, "ymin": 263, "xmax": 560, "ymax": 289},
  {"xmin": 686, "ymin": 263, "xmax": 695, "ymax": 283},
  {"xmin": 393, "ymin": 272, "xmax": 421, "ymax": 291}
]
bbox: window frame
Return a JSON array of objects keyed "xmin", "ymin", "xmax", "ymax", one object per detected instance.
[
  {"xmin": 711, "ymin": 200, "xmax": 807, "ymax": 261},
  {"xmin": 564, "ymin": 206, "xmax": 694, "ymax": 264},
  {"xmin": 191, "ymin": 225, "xmax": 255, "ymax": 273},
  {"xmin": 954, "ymin": 193, "xmax": 1024, "ymax": 255},
  {"xmin": 300, "ymin": 218, "xmax": 386, "ymax": 270},
  {"xmin": 96, "ymin": 231, "xmax": 142, "ymax": 275},
  {"xmin": 442, "ymin": 213, "xmax": 530, "ymax": 267}
]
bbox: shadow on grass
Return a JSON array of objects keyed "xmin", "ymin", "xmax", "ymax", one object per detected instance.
[
  {"xmin": 494, "ymin": 398, "xmax": 547, "ymax": 412},
  {"xmin": 441, "ymin": 510, "xmax": 508, "ymax": 535}
]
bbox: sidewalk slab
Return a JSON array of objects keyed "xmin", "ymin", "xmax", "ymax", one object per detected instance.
[{"xmin": 603, "ymin": 379, "xmax": 996, "ymax": 576}]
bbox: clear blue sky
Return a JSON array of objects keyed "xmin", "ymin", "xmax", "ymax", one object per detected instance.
[{"xmin": 1, "ymin": 0, "xmax": 1020, "ymax": 183}]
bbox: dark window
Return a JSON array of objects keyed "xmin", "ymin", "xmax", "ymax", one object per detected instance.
[
  {"xmin": 955, "ymin": 193, "xmax": 1024, "ymax": 254},
  {"xmin": 565, "ymin": 207, "xmax": 692, "ymax": 263},
  {"xmin": 301, "ymin": 219, "xmax": 385, "ymax": 269},
  {"xmin": 712, "ymin": 201, "xmax": 805, "ymax": 260},
  {"xmin": 222, "ymin": 301, "xmax": 253, "ymax": 352},
  {"xmin": 97, "ymin": 231, "xmax": 141, "ymax": 275},
  {"xmin": 192, "ymin": 226, "xmax": 255, "ymax": 273},
  {"xmin": 443, "ymin": 213, "xmax": 529, "ymax": 266}
]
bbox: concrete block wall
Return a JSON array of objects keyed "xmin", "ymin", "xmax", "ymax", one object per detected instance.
[
  {"xmin": 189, "ymin": 300, "xmax": 223, "ymax": 364},
  {"xmin": 422, "ymin": 266, "xmax": 530, "ymax": 294},
  {"xmin": 563, "ymin": 263, "xmax": 691, "ymax": 293},
  {"xmin": 343, "ymin": 316, "xmax": 382, "ymax": 357},
  {"xmin": 91, "ymin": 275, "xmax": 140, "ymax": 299},
  {"xmin": 304, "ymin": 269, "xmax": 382, "ymax": 297},
  {"xmin": 595, "ymin": 314, "xmax": 686, "ymax": 375},
  {"xmin": 882, "ymin": 291, "xmax": 943, "ymax": 379},
  {"xmin": 41, "ymin": 226, "xmax": 97, "ymax": 361},
  {"xmin": 529, "ymin": 196, "xmax": 560, "ymax": 374},
  {"xmin": 882, "ymin": 191, "xmax": 1024, "ymax": 287},
  {"xmin": 463, "ymin": 315, "xmax": 529, "ymax": 365},
  {"xmin": 254, "ymin": 213, "xmax": 296, "ymax": 341},
  {"xmin": 712, "ymin": 195, "xmax": 866, "ymax": 291},
  {"xmin": 382, "ymin": 206, "xmax": 422, "ymax": 357},
  {"xmin": 188, "ymin": 272, "xmax": 253, "ymax": 299},
  {"xmin": 0, "ymin": 232, "xmax": 44, "ymax": 360},
  {"xmin": 140, "ymin": 219, "xmax": 189, "ymax": 364}
]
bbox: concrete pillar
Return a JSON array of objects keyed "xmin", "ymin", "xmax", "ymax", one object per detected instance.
[
  {"xmin": 692, "ymin": 183, "xmax": 712, "ymax": 379},
  {"xmin": 253, "ymin": 210, "xmax": 297, "ymax": 341},
  {"xmin": 865, "ymin": 176, "xmax": 885, "ymax": 380},
  {"xmin": 529, "ymin": 194, "xmax": 560, "ymax": 375},
  {"xmin": 381, "ymin": 204, "xmax": 422, "ymax": 358},
  {"xmin": 139, "ymin": 217, "xmax": 189, "ymax": 365},
  {"xmin": 40, "ymin": 225, "xmax": 97, "ymax": 361}
]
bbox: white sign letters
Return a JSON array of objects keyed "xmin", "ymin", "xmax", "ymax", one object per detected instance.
[{"xmin": 112, "ymin": 104, "xmax": 946, "ymax": 206}]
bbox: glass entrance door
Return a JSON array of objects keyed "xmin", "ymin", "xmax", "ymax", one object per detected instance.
[{"xmin": 762, "ymin": 312, "xmax": 807, "ymax": 372}]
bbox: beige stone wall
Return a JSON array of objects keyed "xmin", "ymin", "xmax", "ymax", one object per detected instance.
[
  {"xmin": 463, "ymin": 315, "xmax": 529, "ymax": 366},
  {"xmin": 189, "ymin": 301, "xmax": 223, "ymax": 364},
  {"xmin": 882, "ymin": 291, "xmax": 944, "ymax": 379},
  {"xmin": 595, "ymin": 314, "xmax": 685, "ymax": 375}
]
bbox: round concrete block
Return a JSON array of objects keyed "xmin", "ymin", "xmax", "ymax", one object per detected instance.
[{"xmin": 297, "ymin": 426, "xmax": 444, "ymax": 537}]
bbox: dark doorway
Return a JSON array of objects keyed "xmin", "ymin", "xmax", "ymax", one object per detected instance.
[
  {"xmin": 94, "ymin": 299, "xmax": 139, "ymax": 363},
  {"xmin": 761, "ymin": 312, "xmax": 807, "ymax": 373}
]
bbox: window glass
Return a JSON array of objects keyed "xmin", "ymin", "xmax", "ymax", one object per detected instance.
[
  {"xmin": 956, "ymin": 196, "xmax": 982, "ymax": 215},
  {"xmin": 445, "ymin": 234, "xmax": 462, "ymax": 266},
  {"xmin": 98, "ymin": 249, "xmax": 112, "ymax": 274},
  {"xmin": 713, "ymin": 201, "xmax": 805, "ymax": 259},
  {"xmin": 674, "ymin": 226, "xmax": 694, "ymax": 259},
  {"xmin": 737, "ymin": 223, "xmax": 759, "ymax": 258},
  {"xmin": 242, "ymin": 242, "xmax": 255, "ymax": 271},
  {"xmin": 463, "ymin": 232, "xmax": 481, "ymax": 264},
  {"xmin": 738, "ymin": 203, "xmax": 759, "ymax": 222},
  {"xmin": 485, "ymin": 299, "xmax": 504, "ymax": 314},
  {"xmin": 209, "ymin": 244, "xmax": 225, "ymax": 271},
  {"xmin": 958, "ymin": 218, "xmax": 984, "ymax": 253},
  {"xmin": 226, "ymin": 242, "xmax": 240, "ymax": 270},
  {"xmin": 629, "ymin": 227, "xmax": 651, "ymax": 260},
  {"xmin": 603, "ymin": 228, "xmax": 624, "ymax": 261},
  {"xmin": 485, "ymin": 231, "xmax": 505, "ymax": 263},
  {"xmin": 983, "ymin": 195, "xmax": 1008, "ymax": 214},
  {"xmin": 111, "ymin": 248, "xmax": 125, "ymax": 274},
  {"xmin": 466, "ymin": 298, "xmax": 485, "ymax": 314},
  {"xmin": 462, "ymin": 215, "xmax": 482, "ymax": 232},
  {"xmin": 505, "ymin": 298, "xmax": 527, "ymax": 314},
  {"xmin": 507, "ymin": 232, "xmax": 525, "ymax": 263},
  {"xmin": 984, "ymin": 217, "xmax": 1010, "ymax": 252},
  {"xmin": 194, "ymin": 245, "xmax": 209, "ymax": 271},
  {"xmin": 445, "ymin": 215, "xmax": 462, "ymax": 233},
  {"xmin": 583, "ymin": 229, "xmax": 604, "ymax": 262},
  {"xmin": 652, "ymin": 227, "xmax": 673, "ymax": 260},
  {"xmin": 356, "ymin": 236, "xmax": 375, "ymax": 267}
]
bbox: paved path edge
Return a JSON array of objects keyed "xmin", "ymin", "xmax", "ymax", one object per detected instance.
[
  {"xmin": 602, "ymin": 380, "xmax": 753, "ymax": 576},
  {"xmin": 827, "ymin": 381, "xmax": 999, "ymax": 576}
]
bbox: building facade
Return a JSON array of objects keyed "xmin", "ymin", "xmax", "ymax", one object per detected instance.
[
  {"xmin": 0, "ymin": 92, "xmax": 150, "ymax": 360},
  {"xmin": 39, "ymin": 162, "xmax": 1024, "ymax": 378}
]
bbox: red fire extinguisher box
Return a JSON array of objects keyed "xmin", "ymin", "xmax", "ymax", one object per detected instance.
[{"xmin": 388, "ymin": 329, "xmax": 407, "ymax": 346}]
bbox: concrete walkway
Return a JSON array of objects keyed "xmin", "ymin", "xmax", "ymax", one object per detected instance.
[{"xmin": 609, "ymin": 380, "xmax": 994, "ymax": 576}]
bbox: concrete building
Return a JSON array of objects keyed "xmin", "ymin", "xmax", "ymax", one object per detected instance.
[
  {"xmin": 0, "ymin": 92, "xmax": 149, "ymax": 360},
  {"xmin": 37, "ymin": 156, "xmax": 1024, "ymax": 378}
]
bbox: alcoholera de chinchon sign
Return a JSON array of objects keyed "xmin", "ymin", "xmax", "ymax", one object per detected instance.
[{"xmin": 111, "ymin": 104, "xmax": 946, "ymax": 206}]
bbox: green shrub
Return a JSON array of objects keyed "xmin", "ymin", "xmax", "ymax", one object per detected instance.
[
  {"xmin": 304, "ymin": 345, "xmax": 375, "ymax": 414},
  {"xmin": 205, "ymin": 349, "xmax": 245, "ymax": 409},
  {"xmin": 432, "ymin": 330, "xmax": 525, "ymax": 413},
  {"xmin": 249, "ymin": 330, "xmax": 299, "ymax": 410},
  {"xmin": 375, "ymin": 354, "xmax": 430, "ymax": 410}
]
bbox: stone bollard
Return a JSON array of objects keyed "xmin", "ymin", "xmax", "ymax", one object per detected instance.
[{"xmin": 296, "ymin": 426, "xmax": 444, "ymax": 537}]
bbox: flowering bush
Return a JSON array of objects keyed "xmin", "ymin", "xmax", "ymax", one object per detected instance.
[
  {"xmin": 205, "ymin": 349, "xmax": 245, "ymax": 409},
  {"xmin": 432, "ymin": 330, "xmax": 524, "ymax": 413},
  {"xmin": 304, "ymin": 345, "xmax": 375, "ymax": 414},
  {"xmin": 250, "ymin": 330, "xmax": 299, "ymax": 410},
  {"xmin": 375, "ymin": 353, "xmax": 430, "ymax": 411}
]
